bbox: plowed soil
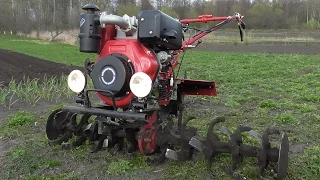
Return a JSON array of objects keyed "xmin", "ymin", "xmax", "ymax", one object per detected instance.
[
  {"xmin": 0, "ymin": 49, "xmax": 79, "ymax": 87},
  {"xmin": 1, "ymin": 42, "xmax": 319, "ymax": 87}
]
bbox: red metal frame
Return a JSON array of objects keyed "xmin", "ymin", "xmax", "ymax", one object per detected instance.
[
  {"xmin": 170, "ymin": 14, "xmax": 242, "ymax": 69},
  {"xmin": 96, "ymin": 13, "xmax": 243, "ymax": 107},
  {"xmin": 180, "ymin": 14, "xmax": 241, "ymax": 50},
  {"xmin": 180, "ymin": 14, "xmax": 229, "ymax": 24}
]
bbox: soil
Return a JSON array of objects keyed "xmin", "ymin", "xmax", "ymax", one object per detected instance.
[
  {"xmin": 0, "ymin": 49, "xmax": 79, "ymax": 87},
  {"xmin": 0, "ymin": 50, "xmax": 81, "ymax": 172},
  {"xmin": 0, "ymin": 45, "xmax": 316, "ymax": 179}
]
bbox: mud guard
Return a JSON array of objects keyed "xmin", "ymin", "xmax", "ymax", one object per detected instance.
[{"xmin": 176, "ymin": 79, "xmax": 217, "ymax": 96}]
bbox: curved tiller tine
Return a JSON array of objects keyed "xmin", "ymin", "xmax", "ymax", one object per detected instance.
[
  {"xmin": 66, "ymin": 114, "xmax": 92, "ymax": 149},
  {"xmin": 46, "ymin": 109, "xmax": 76, "ymax": 145},
  {"xmin": 220, "ymin": 126, "xmax": 232, "ymax": 139},
  {"xmin": 275, "ymin": 132, "xmax": 289, "ymax": 180},
  {"xmin": 229, "ymin": 125, "xmax": 252, "ymax": 175},
  {"xmin": 46, "ymin": 109, "xmax": 64, "ymax": 141},
  {"xmin": 165, "ymin": 116, "xmax": 198, "ymax": 161},
  {"xmin": 194, "ymin": 116, "xmax": 227, "ymax": 157},
  {"xmin": 258, "ymin": 127, "xmax": 289, "ymax": 179},
  {"xmin": 248, "ymin": 129, "xmax": 262, "ymax": 143},
  {"xmin": 231, "ymin": 125, "xmax": 253, "ymax": 144}
]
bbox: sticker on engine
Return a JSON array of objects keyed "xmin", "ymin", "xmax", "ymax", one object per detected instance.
[{"xmin": 80, "ymin": 18, "xmax": 85, "ymax": 27}]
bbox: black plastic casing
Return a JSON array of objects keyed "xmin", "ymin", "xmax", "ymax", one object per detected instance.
[
  {"xmin": 137, "ymin": 10, "xmax": 183, "ymax": 50},
  {"xmin": 79, "ymin": 10, "xmax": 101, "ymax": 53}
]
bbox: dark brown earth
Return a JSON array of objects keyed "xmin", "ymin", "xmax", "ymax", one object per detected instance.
[
  {"xmin": 0, "ymin": 49, "xmax": 79, "ymax": 87},
  {"xmin": 0, "ymin": 42, "xmax": 319, "ymax": 88}
]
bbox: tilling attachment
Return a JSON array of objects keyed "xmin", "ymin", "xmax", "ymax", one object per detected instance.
[
  {"xmin": 46, "ymin": 109, "xmax": 91, "ymax": 149},
  {"xmin": 188, "ymin": 117, "xmax": 289, "ymax": 179}
]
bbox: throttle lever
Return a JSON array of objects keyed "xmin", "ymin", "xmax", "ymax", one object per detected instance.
[
  {"xmin": 195, "ymin": 40, "xmax": 202, "ymax": 47},
  {"xmin": 238, "ymin": 25, "xmax": 243, "ymax": 42},
  {"xmin": 234, "ymin": 12, "xmax": 245, "ymax": 42},
  {"xmin": 240, "ymin": 21, "xmax": 246, "ymax": 29}
]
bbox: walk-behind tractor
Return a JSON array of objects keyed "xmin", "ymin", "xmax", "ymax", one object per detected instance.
[{"xmin": 46, "ymin": 4, "xmax": 289, "ymax": 179}]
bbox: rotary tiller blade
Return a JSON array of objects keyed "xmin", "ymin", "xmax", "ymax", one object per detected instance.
[
  {"xmin": 62, "ymin": 114, "xmax": 92, "ymax": 150},
  {"xmin": 163, "ymin": 116, "xmax": 198, "ymax": 161},
  {"xmin": 220, "ymin": 126, "xmax": 232, "ymax": 139},
  {"xmin": 248, "ymin": 127, "xmax": 289, "ymax": 179},
  {"xmin": 46, "ymin": 109, "xmax": 78, "ymax": 146},
  {"xmin": 275, "ymin": 132, "xmax": 289, "ymax": 180},
  {"xmin": 46, "ymin": 109, "xmax": 73, "ymax": 140},
  {"xmin": 229, "ymin": 126, "xmax": 253, "ymax": 175},
  {"xmin": 165, "ymin": 149, "xmax": 178, "ymax": 160}
]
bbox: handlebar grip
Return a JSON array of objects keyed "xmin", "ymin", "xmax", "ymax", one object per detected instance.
[{"xmin": 238, "ymin": 25, "xmax": 243, "ymax": 42}]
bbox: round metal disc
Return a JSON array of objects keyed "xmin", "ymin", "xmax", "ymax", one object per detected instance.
[
  {"xmin": 277, "ymin": 132, "xmax": 289, "ymax": 180},
  {"xmin": 46, "ymin": 109, "xmax": 73, "ymax": 140}
]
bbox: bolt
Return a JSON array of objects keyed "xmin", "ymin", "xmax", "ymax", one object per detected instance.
[
  {"xmin": 146, "ymin": 51, "xmax": 151, "ymax": 55},
  {"xmin": 149, "ymin": 31, "xmax": 153, "ymax": 34},
  {"xmin": 141, "ymin": 18, "xmax": 144, "ymax": 21},
  {"xmin": 128, "ymin": 59, "xmax": 131, "ymax": 62}
]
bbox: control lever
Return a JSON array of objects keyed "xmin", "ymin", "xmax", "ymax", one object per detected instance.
[
  {"xmin": 184, "ymin": 40, "xmax": 202, "ymax": 49},
  {"xmin": 195, "ymin": 40, "xmax": 202, "ymax": 47},
  {"xmin": 238, "ymin": 25, "xmax": 244, "ymax": 41},
  {"xmin": 238, "ymin": 20, "xmax": 245, "ymax": 42},
  {"xmin": 234, "ymin": 12, "xmax": 245, "ymax": 42}
]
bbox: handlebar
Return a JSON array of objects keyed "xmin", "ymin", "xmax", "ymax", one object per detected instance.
[{"xmin": 179, "ymin": 12, "xmax": 246, "ymax": 49}]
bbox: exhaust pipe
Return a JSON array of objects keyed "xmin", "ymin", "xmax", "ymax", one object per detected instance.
[{"xmin": 100, "ymin": 12, "xmax": 130, "ymax": 31}]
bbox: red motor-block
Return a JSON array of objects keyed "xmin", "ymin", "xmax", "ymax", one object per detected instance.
[{"xmin": 46, "ymin": 4, "xmax": 289, "ymax": 180}]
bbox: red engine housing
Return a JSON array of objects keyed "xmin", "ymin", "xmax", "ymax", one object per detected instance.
[{"xmin": 95, "ymin": 28, "xmax": 159, "ymax": 108}]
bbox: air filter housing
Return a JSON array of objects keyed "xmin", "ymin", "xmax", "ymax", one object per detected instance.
[
  {"xmin": 137, "ymin": 10, "xmax": 183, "ymax": 50},
  {"xmin": 79, "ymin": 4, "xmax": 101, "ymax": 53}
]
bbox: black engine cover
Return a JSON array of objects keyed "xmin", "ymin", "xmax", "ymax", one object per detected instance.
[
  {"xmin": 90, "ymin": 54, "xmax": 134, "ymax": 98},
  {"xmin": 137, "ymin": 10, "xmax": 183, "ymax": 50}
]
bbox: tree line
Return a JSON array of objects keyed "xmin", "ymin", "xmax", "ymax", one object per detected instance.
[{"xmin": 0, "ymin": 0, "xmax": 319, "ymax": 37}]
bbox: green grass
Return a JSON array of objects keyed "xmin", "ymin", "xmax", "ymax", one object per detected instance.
[
  {"xmin": 0, "ymin": 34, "xmax": 96, "ymax": 66},
  {"xmin": 8, "ymin": 111, "xmax": 36, "ymax": 127},
  {"xmin": 0, "ymin": 76, "xmax": 77, "ymax": 109},
  {"xmin": 195, "ymin": 29, "xmax": 320, "ymax": 44},
  {"xmin": 0, "ymin": 34, "xmax": 319, "ymax": 179}
]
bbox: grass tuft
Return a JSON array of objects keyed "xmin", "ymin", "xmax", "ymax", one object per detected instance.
[
  {"xmin": 259, "ymin": 99, "xmax": 279, "ymax": 109},
  {"xmin": 107, "ymin": 159, "xmax": 133, "ymax": 175},
  {"xmin": 45, "ymin": 160, "xmax": 61, "ymax": 168},
  {"xmin": 8, "ymin": 111, "xmax": 36, "ymax": 127},
  {"xmin": 273, "ymin": 113, "xmax": 296, "ymax": 124}
]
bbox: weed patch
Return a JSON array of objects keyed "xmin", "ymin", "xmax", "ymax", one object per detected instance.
[
  {"xmin": 5, "ymin": 146, "xmax": 47, "ymax": 178},
  {"xmin": 273, "ymin": 113, "xmax": 296, "ymax": 124},
  {"xmin": 294, "ymin": 146, "xmax": 320, "ymax": 179},
  {"xmin": 107, "ymin": 159, "xmax": 133, "ymax": 175},
  {"xmin": 8, "ymin": 111, "xmax": 36, "ymax": 127},
  {"xmin": 259, "ymin": 99, "xmax": 279, "ymax": 109},
  {"xmin": 45, "ymin": 160, "xmax": 61, "ymax": 168}
]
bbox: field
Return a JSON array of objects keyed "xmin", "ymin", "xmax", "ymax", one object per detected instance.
[{"xmin": 0, "ymin": 34, "xmax": 319, "ymax": 180}]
